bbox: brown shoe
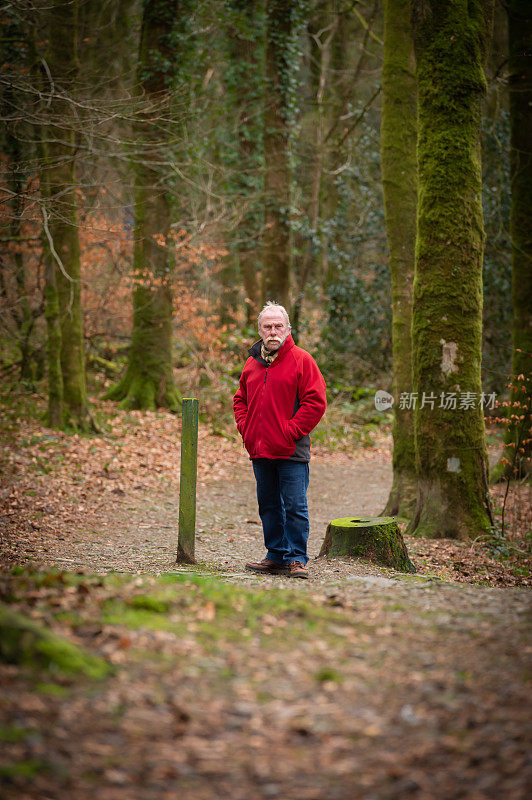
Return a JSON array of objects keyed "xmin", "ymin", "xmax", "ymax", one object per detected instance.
[
  {"xmin": 245, "ymin": 558, "xmax": 289, "ymax": 575},
  {"xmin": 288, "ymin": 561, "xmax": 309, "ymax": 579}
]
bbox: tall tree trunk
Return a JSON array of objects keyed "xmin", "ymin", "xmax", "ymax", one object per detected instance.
[
  {"xmin": 505, "ymin": 0, "xmax": 532, "ymax": 478},
  {"xmin": 322, "ymin": 3, "xmax": 379, "ymax": 317},
  {"xmin": 262, "ymin": 0, "xmax": 301, "ymax": 306},
  {"xmin": 409, "ymin": 0, "xmax": 494, "ymax": 539},
  {"xmin": 43, "ymin": 227, "xmax": 64, "ymax": 429},
  {"xmin": 222, "ymin": 0, "xmax": 264, "ymax": 326},
  {"xmin": 292, "ymin": 3, "xmax": 337, "ymax": 338},
  {"xmin": 380, "ymin": 0, "xmax": 417, "ymax": 518},
  {"xmin": 7, "ymin": 143, "xmax": 35, "ymax": 383},
  {"xmin": 107, "ymin": 0, "xmax": 183, "ymax": 411},
  {"xmin": 0, "ymin": 10, "xmax": 36, "ymax": 384},
  {"xmin": 25, "ymin": 16, "xmax": 64, "ymax": 426},
  {"xmin": 46, "ymin": 0, "xmax": 88, "ymax": 428},
  {"xmin": 322, "ymin": 5, "xmax": 350, "ymax": 292}
]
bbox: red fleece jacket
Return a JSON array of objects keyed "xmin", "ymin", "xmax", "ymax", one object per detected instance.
[{"xmin": 233, "ymin": 335, "xmax": 327, "ymax": 461}]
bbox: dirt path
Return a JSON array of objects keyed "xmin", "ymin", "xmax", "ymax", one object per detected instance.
[
  {"xmin": 28, "ymin": 454, "xmax": 393, "ymax": 581},
  {"xmin": 17, "ymin": 446, "xmax": 524, "ymax": 587}
]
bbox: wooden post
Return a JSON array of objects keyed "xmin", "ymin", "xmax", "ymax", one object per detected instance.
[{"xmin": 177, "ymin": 398, "xmax": 198, "ymax": 564}]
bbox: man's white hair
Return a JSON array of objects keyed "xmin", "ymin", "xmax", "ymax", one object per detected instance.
[{"xmin": 257, "ymin": 301, "xmax": 291, "ymax": 330}]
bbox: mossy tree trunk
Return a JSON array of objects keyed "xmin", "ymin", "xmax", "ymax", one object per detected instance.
[
  {"xmin": 380, "ymin": 0, "xmax": 417, "ymax": 518},
  {"xmin": 505, "ymin": 0, "xmax": 532, "ymax": 478},
  {"xmin": 107, "ymin": 0, "xmax": 183, "ymax": 412},
  {"xmin": 262, "ymin": 0, "xmax": 305, "ymax": 306},
  {"xmin": 45, "ymin": 0, "xmax": 88, "ymax": 429},
  {"xmin": 408, "ymin": 0, "xmax": 494, "ymax": 540}
]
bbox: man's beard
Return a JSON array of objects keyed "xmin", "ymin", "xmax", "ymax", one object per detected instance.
[{"xmin": 263, "ymin": 332, "xmax": 289, "ymax": 352}]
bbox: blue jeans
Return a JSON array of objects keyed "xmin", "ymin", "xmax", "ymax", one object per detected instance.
[{"xmin": 252, "ymin": 459, "xmax": 310, "ymax": 565}]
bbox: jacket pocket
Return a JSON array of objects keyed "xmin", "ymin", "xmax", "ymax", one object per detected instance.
[
  {"xmin": 271, "ymin": 419, "xmax": 296, "ymax": 456},
  {"xmin": 281, "ymin": 419, "xmax": 295, "ymax": 443}
]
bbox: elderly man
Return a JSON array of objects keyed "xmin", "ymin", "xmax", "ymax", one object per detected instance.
[{"xmin": 233, "ymin": 302, "xmax": 327, "ymax": 579}]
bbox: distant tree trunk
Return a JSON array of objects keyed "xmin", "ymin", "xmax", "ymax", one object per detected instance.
[
  {"xmin": 322, "ymin": 3, "xmax": 380, "ymax": 333},
  {"xmin": 5, "ymin": 141, "xmax": 35, "ymax": 383},
  {"xmin": 43, "ymin": 229, "xmax": 64, "ymax": 429},
  {"xmin": 505, "ymin": 0, "xmax": 532, "ymax": 478},
  {"xmin": 25, "ymin": 17, "xmax": 64, "ymax": 426},
  {"xmin": 322, "ymin": 4, "xmax": 350, "ymax": 292},
  {"xmin": 222, "ymin": 0, "xmax": 263, "ymax": 326},
  {"xmin": 0, "ymin": 10, "xmax": 36, "ymax": 384},
  {"xmin": 409, "ymin": 0, "xmax": 494, "ymax": 539},
  {"xmin": 107, "ymin": 0, "xmax": 182, "ymax": 411},
  {"xmin": 292, "ymin": 3, "xmax": 337, "ymax": 337},
  {"xmin": 262, "ymin": 0, "xmax": 300, "ymax": 306},
  {"xmin": 380, "ymin": 0, "xmax": 417, "ymax": 518},
  {"xmin": 46, "ymin": 0, "xmax": 88, "ymax": 429}
]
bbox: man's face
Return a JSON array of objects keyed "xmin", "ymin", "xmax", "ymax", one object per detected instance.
[{"xmin": 259, "ymin": 309, "xmax": 290, "ymax": 352}]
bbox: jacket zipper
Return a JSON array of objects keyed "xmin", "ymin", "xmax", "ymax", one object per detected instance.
[
  {"xmin": 256, "ymin": 366, "xmax": 268, "ymax": 454},
  {"xmin": 257, "ymin": 367, "xmax": 268, "ymax": 453}
]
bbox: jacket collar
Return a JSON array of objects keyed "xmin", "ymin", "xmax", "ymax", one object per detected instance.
[{"xmin": 249, "ymin": 334, "xmax": 295, "ymax": 365}]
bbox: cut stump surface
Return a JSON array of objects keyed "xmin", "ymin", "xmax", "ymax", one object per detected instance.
[{"xmin": 319, "ymin": 516, "xmax": 416, "ymax": 573}]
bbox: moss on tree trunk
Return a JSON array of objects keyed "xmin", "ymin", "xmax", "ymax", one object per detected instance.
[
  {"xmin": 107, "ymin": 169, "xmax": 180, "ymax": 411},
  {"xmin": 46, "ymin": 0, "xmax": 88, "ymax": 429},
  {"xmin": 319, "ymin": 516, "xmax": 415, "ymax": 573},
  {"xmin": 505, "ymin": 0, "xmax": 532, "ymax": 478},
  {"xmin": 380, "ymin": 0, "xmax": 417, "ymax": 518},
  {"xmin": 409, "ymin": 0, "xmax": 494, "ymax": 539},
  {"xmin": 107, "ymin": 0, "xmax": 183, "ymax": 412}
]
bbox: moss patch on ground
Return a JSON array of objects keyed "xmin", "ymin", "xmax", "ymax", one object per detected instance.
[
  {"xmin": 0, "ymin": 603, "xmax": 112, "ymax": 679},
  {"xmin": 100, "ymin": 570, "xmax": 355, "ymax": 649}
]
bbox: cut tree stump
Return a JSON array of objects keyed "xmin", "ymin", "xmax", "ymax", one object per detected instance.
[{"xmin": 319, "ymin": 516, "xmax": 416, "ymax": 573}]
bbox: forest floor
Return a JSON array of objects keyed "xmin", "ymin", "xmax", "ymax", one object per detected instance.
[{"xmin": 0, "ymin": 398, "xmax": 531, "ymax": 799}]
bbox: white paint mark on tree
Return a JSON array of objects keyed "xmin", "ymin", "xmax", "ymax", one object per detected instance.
[{"xmin": 440, "ymin": 340, "xmax": 459, "ymax": 376}]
